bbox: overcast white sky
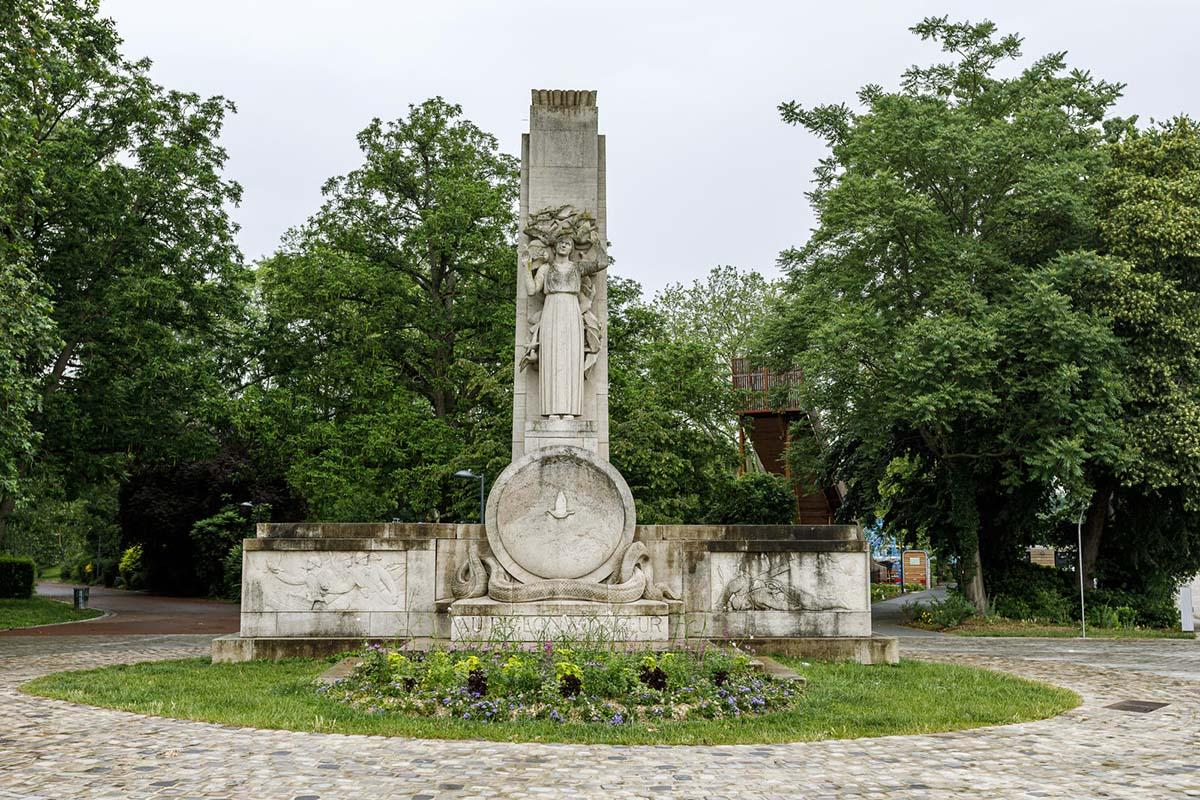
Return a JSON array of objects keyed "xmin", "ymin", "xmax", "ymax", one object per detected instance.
[{"xmin": 99, "ymin": 0, "xmax": 1198, "ymax": 294}]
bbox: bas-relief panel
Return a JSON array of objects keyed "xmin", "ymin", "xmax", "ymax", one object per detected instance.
[
  {"xmin": 249, "ymin": 551, "xmax": 407, "ymax": 613},
  {"xmin": 710, "ymin": 552, "xmax": 865, "ymax": 613}
]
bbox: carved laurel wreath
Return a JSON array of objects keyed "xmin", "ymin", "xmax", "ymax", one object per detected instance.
[{"xmin": 520, "ymin": 204, "xmax": 609, "ymax": 375}]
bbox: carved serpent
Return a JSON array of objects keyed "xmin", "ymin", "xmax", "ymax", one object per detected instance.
[{"xmin": 450, "ymin": 542, "xmax": 679, "ymax": 603}]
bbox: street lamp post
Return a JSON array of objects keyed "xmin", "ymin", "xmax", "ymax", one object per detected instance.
[
  {"xmin": 454, "ymin": 470, "xmax": 486, "ymax": 525},
  {"xmin": 1077, "ymin": 506, "xmax": 1087, "ymax": 639}
]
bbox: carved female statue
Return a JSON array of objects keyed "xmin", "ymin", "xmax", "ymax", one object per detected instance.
[{"xmin": 524, "ymin": 234, "xmax": 607, "ymax": 418}]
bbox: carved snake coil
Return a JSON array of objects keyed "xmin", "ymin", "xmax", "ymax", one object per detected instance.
[{"xmin": 450, "ymin": 542, "xmax": 679, "ymax": 603}]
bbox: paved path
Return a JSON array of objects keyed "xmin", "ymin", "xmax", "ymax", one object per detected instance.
[
  {"xmin": 871, "ymin": 586, "xmax": 947, "ymax": 638},
  {"xmin": 1, "ymin": 634, "xmax": 1198, "ymax": 799},
  {"xmin": 0, "ymin": 583, "xmax": 239, "ymax": 636}
]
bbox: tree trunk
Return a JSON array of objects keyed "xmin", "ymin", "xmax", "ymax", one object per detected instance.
[
  {"xmin": 0, "ymin": 492, "xmax": 14, "ymax": 552},
  {"xmin": 961, "ymin": 545, "xmax": 988, "ymax": 614},
  {"xmin": 1080, "ymin": 482, "xmax": 1114, "ymax": 591}
]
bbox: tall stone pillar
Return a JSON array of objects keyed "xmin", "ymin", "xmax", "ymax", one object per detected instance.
[{"xmin": 512, "ymin": 89, "xmax": 608, "ymax": 460}]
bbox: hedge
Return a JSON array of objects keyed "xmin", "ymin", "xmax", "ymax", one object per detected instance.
[{"xmin": 0, "ymin": 555, "xmax": 36, "ymax": 599}]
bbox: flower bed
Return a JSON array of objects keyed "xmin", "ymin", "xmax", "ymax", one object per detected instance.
[{"xmin": 319, "ymin": 642, "xmax": 801, "ymax": 725}]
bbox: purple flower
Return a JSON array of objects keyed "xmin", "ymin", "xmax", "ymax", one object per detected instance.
[{"xmin": 610, "ymin": 713, "xmax": 624, "ymax": 725}]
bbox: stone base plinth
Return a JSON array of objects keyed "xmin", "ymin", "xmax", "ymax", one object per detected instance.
[
  {"xmin": 524, "ymin": 418, "xmax": 598, "ymax": 452},
  {"xmin": 713, "ymin": 635, "xmax": 899, "ymax": 665},
  {"xmin": 211, "ymin": 634, "xmax": 407, "ymax": 663},
  {"xmin": 449, "ymin": 597, "xmax": 678, "ymax": 643}
]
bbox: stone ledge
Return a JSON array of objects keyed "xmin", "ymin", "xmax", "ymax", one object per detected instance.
[
  {"xmin": 256, "ymin": 522, "xmax": 863, "ymax": 545},
  {"xmin": 244, "ymin": 537, "xmax": 435, "ymax": 552},
  {"xmin": 713, "ymin": 635, "xmax": 900, "ymax": 665},
  {"xmin": 212, "ymin": 633, "xmax": 898, "ymax": 665},
  {"xmin": 211, "ymin": 634, "xmax": 405, "ymax": 663},
  {"xmin": 637, "ymin": 524, "xmax": 862, "ymax": 542},
  {"xmin": 257, "ymin": 522, "xmax": 480, "ymax": 540},
  {"xmin": 700, "ymin": 539, "xmax": 868, "ymax": 553}
]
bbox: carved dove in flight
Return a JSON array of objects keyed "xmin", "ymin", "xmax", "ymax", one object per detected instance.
[{"xmin": 546, "ymin": 490, "xmax": 576, "ymax": 520}]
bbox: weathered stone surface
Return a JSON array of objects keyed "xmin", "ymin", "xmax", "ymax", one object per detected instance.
[
  {"xmin": 449, "ymin": 597, "xmax": 675, "ymax": 643},
  {"xmin": 708, "ymin": 551, "xmax": 868, "ymax": 614},
  {"xmin": 236, "ymin": 523, "xmax": 873, "ymax": 651},
  {"xmin": 514, "ymin": 90, "xmax": 608, "ymax": 461},
  {"xmin": 242, "ymin": 550, "xmax": 407, "ymax": 613},
  {"xmin": 720, "ymin": 635, "xmax": 900, "ymax": 665},
  {"xmin": 485, "ymin": 445, "xmax": 634, "ymax": 583}
]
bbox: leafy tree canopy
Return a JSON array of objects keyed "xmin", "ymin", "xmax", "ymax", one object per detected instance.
[
  {"xmin": 765, "ymin": 17, "xmax": 1132, "ymax": 608},
  {"xmin": 1, "ymin": 0, "xmax": 248, "ymax": 549},
  {"xmin": 241, "ymin": 98, "xmax": 518, "ymax": 522}
]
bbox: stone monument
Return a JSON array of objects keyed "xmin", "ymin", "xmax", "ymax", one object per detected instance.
[
  {"xmin": 213, "ymin": 89, "xmax": 895, "ymax": 664},
  {"xmin": 447, "ymin": 89, "xmax": 676, "ymax": 642}
]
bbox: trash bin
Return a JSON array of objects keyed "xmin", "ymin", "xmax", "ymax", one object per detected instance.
[{"xmin": 73, "ymin": 587, "xmax": 89, "ymax": 609}]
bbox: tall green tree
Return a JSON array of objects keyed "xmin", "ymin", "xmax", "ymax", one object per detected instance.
[
  {"xmin": 608, "ymin": 277, "xmax": 741, "ymax": 523},
  {"xmin": 1078, "ymin": 117, "xmax": 1200, "ymax": 588},
  {"xmin": 764, "ymin": 17, "xmax": 1129, "ymax": 609},
  {"xmin": 0, "ymin": 0, "xmax": 248, "ymax": 548},
  {"xmin": 243, "ymin": 98, "xmax": 518, "ymax": 521},
  {"xmin": 653, "ymin": 265, "xmax": 780, "ymax": 374}
]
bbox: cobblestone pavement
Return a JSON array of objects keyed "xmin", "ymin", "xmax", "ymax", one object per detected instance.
[{"xmin": 1, "ymin": 635, "xmax": 1198, "ymax": 799}]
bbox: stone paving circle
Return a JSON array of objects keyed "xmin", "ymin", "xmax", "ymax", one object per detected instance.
[{"xmin": 1, "ymin": 634, "xmax": 1199, "ymax": 798}]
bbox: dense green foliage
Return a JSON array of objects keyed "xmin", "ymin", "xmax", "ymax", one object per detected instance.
[
  {"xmin": 703, "ymin": 473, "xmax": 796, "ymax": 525},
  {"xmin": 0, "ymin": 0, "xmax": 251, "ymax": 587},
  {"xmin": 240, "ymin": 98, "xmax": 519, "ymax": 523},
  {"xmin": 0, "ymin": 554, "xmax": 35, "ymax": 598},
  {"xmin": 24, "ymin": 657, "xmax": 1077, "ymax": 744},
  {"xmin": 607, "ymin": 278, "xmax": 745, "ymax": 523},
  {"xmin": 765, "ymin": 16, "xmax": 1200, "ymax": 610},
  {"xmin": 1078, "ymin": 118, "xmax": 1200, "ymax": 593}
]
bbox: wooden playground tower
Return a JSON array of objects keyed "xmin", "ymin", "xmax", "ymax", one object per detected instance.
[{"xmin": 731, "ymin": 358, "xmax": 840, "ymax": 524}]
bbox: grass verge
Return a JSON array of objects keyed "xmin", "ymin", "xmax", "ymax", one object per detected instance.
[
  {"xmin": 0, "ymin": 597, "xmax": 102, "ymax": 630},
  {"xmin": 923, "ymin": 618, "xmax": 1195, "ymax": 639},
  {"xmin": 21, "ymin": 657, "xmax": 1078, "ymax": 745}
]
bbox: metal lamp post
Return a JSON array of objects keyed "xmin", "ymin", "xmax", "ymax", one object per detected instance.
[
  {"xmin": 1077, "ymin": 506, "xmax": 1087, "ymax": 639},
  {"xmin": 454, "ymin": 470, "xmax": 486, "ymax": 524}
]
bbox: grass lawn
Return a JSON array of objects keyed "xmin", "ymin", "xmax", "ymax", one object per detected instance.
[
  {"xmin": 22, "ymin": 657, "xmax": 1078, "ymax": 745},
  {"xmin": 38, "ymin": 566, "xmax": 63, "ymax": 581},
  {"xmin": 0, "ymin": 596, "xmax": 102, "ymax": 630},
  {"xmin": 926, "ymin": 617, "xmax": 1195, "ymax": 639}
]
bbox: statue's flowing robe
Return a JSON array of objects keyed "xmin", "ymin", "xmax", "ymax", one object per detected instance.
[{"xmin": 539, "ymin": 261, "xmax": 585, "ymax": 416}]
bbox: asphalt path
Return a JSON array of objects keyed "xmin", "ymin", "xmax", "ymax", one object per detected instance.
[{"xmin": 0, "ymin": 581, "xmax": 239, "ymax": 636}]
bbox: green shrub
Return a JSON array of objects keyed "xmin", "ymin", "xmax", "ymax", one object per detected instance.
[
  {"xmin": 987, "ymin": 561, "xmax": 1073, "ymax": 601},
  {"xmin": 95, "ymin": 557, "xmax": 118, "ymax": 587},
  {"xmin": 991, "ymin": 594, "xmax": 1033, "ymax": 621},
  {"xmin": 704, "ymin": 473, "xmax": 796, "ymax": 525},
  {"xmin": 190, "ymin": 507, "xmax": 253, "ymax": 598},
  {"xmin": 0, "ymin": 555, "xmax": 36, "ymax": 598},
  {"xmin": 221, "ymin": 543, "xmax": 242, "ymax": 600},
  {"xmin": 1089, "ymin": 587, "xmax": 1178, "ymax": 629},
  {"xmin": 1088, "ymin": 604, "xmax": 1121, "ymax": 629},
  {"xmin": 118, "ymin": 545, "xmax": 145, "ymax": 590},
  {"xmin": 903, "ymin": 592, "xmax": 976, "ymax": 629}
]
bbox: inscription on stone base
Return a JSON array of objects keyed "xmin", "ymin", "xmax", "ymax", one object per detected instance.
[{"xmin": 449, "ymin": 597, "xmax": 672, "ymax": 643}]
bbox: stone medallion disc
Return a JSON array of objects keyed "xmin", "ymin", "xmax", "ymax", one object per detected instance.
[{"xmin": 485, "ymin": 446, "xmax": 636, "ymax": 583}]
